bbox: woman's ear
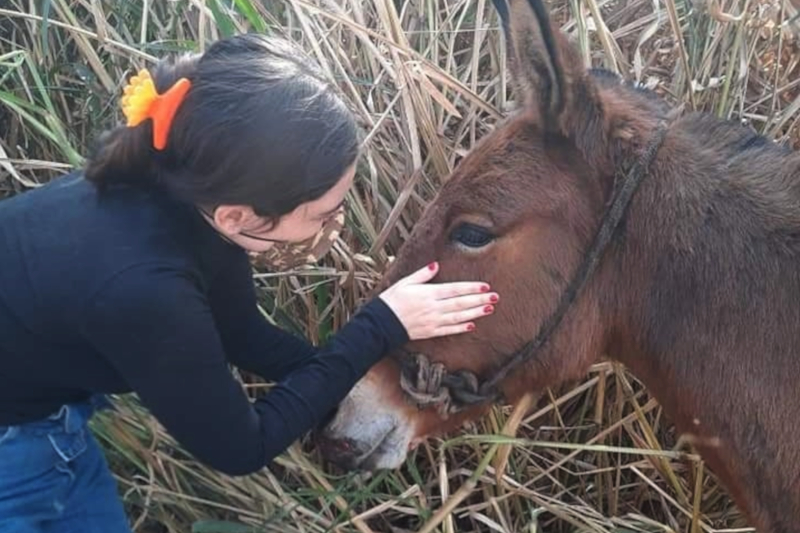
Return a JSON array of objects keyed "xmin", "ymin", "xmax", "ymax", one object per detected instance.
[{"xmin": 212, "ymin": 205, "xmax": 256, "ymax": 235}]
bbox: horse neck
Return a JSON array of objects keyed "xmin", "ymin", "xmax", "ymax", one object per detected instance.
[{"xmin": 597, "ymin": 137, "xmax": 800, "ymax": 526}]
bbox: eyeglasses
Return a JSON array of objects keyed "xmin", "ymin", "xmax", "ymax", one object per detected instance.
[
  {"xmin": 197, "ymin": 207, "xmax": 292, "ymax": 244},
  {"xmin": 198, "ymin": 200, "xmax": 347, "ymax": 244}
]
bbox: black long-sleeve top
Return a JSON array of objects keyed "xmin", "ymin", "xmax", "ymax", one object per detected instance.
[{"xmin": 0, "ymin": 173, "xmax": 407, "ymax": 475}]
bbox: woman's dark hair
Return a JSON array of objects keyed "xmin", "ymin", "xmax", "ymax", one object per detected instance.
[{"xmin": 84, "ymin": 34, "xmax": 360, "ymax": 225}]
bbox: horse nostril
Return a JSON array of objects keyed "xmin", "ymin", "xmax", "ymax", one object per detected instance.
[
  {"xmin": 332, "ymin": 438, "xmax": 355, "ymax": 455},
  {"xmin": 315, "ymin": 434, "xmax": 358, "ymax": 462}
]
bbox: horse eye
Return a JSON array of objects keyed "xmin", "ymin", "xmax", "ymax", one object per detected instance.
[{"xmin": 450, "ymin": 223, "xmax": 495, "ymax": 248}]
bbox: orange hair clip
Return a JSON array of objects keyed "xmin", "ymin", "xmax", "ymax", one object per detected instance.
[{"xmin": 120, "ymin": 69, "xmax": 192, "ymax": 150}]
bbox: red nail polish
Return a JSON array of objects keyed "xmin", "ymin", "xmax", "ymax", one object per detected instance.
[
  {"xmin": 489, "ymin": 294, "xmax": 499, "ymax": 303},
  {"xmin": 428, "ymin": 262, "xmax": 437, "ymax": 271},
  {"xmin": 480, "ymin": 285, "xmax": 490, "ymax": 293},
  {"xmin": 466, "ymin": 323, "xmax": 476, "ymax": 332},
  {"xmin": 484, "ymin": 305, "xmax": 494, "ymax": 314}
]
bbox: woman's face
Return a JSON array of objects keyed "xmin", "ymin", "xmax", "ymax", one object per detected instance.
[{"xmin": 210, "ymin": 163, "xmax": 355, "ymax": 252}]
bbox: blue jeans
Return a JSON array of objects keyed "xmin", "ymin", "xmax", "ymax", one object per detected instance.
[{"xmin": 0, "ymin": 396, "xmax": 132, "ymax": 532}]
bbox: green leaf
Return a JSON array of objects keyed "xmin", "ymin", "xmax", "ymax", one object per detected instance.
[
  {"xmin": 207, "ymin": 0, "xmax": 237, "ymax": 38},
  {"xmin": 0, "ymin": 50, "xmax": 26, "ymax": 86},
  {"xmin": 232, "ymin": 0, "xmax": 268, "ymax": 33},
  {"xmin": 313, "ymin": 282, "xmax": 334, "ymax": 343},
  {"xmin": 0, "ymin": 90, "xmax": 82, "ymax": 166},
  {"xmin": 191, "ymin": 520, "xmax": 257, "ymax": 533},
  {"xmin": 40, "ymin": 0, "xmax": 52, "ymax": 53}
]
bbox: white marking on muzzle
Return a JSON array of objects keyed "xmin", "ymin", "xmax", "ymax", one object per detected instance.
[{"xmin": 323, "ymin": 377, "xmax": 416, "ymax": 470}]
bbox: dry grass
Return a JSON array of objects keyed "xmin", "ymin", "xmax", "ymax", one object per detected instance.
[{"xmin": 3, "ymin": 0, "xmax": 800, "ymax": 531}]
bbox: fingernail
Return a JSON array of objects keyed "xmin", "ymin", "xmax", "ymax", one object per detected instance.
[
  {"xmin": 480, "ymin": 285, "xmax": 490, "ymax": 293},
  {"xmin": 466, "ymin": 323, "xmax": 476, "ymax": 332},
  {"xmin": 484, "ymin": 305, "xmax": 494, "ymax": 314},
  {"xmin": 489, "ymin": 294, "xmax": 499, "ymax": 303},
  {"xmin": 428, "ymin": 262, "xmax": 437, "ymax": 271}
]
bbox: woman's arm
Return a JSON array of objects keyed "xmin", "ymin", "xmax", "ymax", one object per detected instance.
[
  {"xmin": 206, "ymin": 253, "xmax": 321, "ymax": 383},
  {"xmin": 80, "ymin": 263, "xmax": 406, "ymax": 476}
]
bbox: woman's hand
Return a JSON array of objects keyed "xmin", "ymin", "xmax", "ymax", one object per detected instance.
[{"xmin": 378, "ymin": 262, "xmax": 499, "ymax": 340}]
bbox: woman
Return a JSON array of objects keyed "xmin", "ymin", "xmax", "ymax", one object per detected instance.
[{"xmin": 0, "ymin": 34, "xmax": 498, "ymax": 532}]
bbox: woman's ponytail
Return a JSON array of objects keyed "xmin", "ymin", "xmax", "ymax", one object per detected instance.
[{"xmin": 83, "ymin": 123, "xmax": 154, "ymax": 190}]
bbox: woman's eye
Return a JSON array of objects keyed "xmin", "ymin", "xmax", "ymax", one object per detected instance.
[{"xmin": 449, "ymin": 223, "xmax": 495, "ymax": 248}]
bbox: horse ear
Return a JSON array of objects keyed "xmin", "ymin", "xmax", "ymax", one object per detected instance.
[{"xmin": 493, "ymin": 0, "xmax": 598, "ymax": 133}]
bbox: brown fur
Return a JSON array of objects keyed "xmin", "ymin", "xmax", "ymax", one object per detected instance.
[{"xmin": 327, "ymin": 1, "xmax": 800, "ymax": 530}]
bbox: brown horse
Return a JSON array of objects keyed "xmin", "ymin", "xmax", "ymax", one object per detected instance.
[{"xmin": 317, "ymin": 0, "xmax": 800, "ymax": 530}]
